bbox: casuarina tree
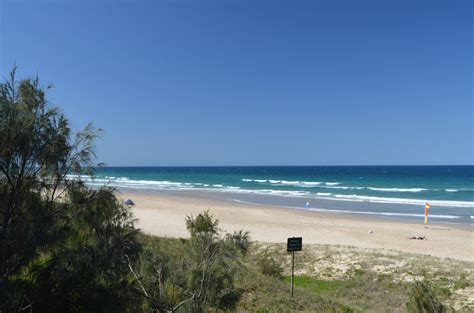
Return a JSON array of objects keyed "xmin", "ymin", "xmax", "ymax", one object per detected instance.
[{"xmin": 0, "ymin": 67, "xmax": 141, "ymax": 312}]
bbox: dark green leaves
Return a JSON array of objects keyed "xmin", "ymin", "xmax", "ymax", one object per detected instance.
[{"xmin": 0, "ymin": 68, "xmax": 140, "ymax": 313}]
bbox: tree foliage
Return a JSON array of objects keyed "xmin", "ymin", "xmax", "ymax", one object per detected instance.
[{"xmin": 0, "ymin": 67, "xmax": 140, "ymax": 312}]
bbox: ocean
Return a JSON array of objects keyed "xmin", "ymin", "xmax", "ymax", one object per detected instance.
[{"xmin": 80, "ymin": 166, "xmax": 473, "ymax": 225}]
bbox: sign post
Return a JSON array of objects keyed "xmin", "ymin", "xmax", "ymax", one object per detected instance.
[{"xmin": 287, "ymin": 237, "xmax": 302, "ymax": 297}]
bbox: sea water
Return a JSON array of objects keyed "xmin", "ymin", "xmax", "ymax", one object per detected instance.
[{"xmin": 77, "ymin": 166, "xmax": 473, "ymax": 225}]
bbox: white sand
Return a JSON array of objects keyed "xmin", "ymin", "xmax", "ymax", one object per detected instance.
[{"xmin": 119, "ymin": 191, "xmax": 474, "ymax": 262}]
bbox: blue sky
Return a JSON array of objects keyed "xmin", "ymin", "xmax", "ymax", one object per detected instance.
[{"xmin": 1, "ymin": 0, "xmax": 472, "ymax": 166}]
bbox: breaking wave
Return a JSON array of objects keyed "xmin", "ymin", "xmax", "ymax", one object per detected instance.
[
  {"xmin": 67, "ymin": 175, "xmax": 474, "ymax": 209},
  {"xmin": 367, "ymin": 187, "xmax": 427, "ymax": 192},
  {"xmin": 316, "ymin": 194, "xmax": 473, "ymax": 208},
  {"xmin": 306, "ymin": 208, "xmax": 462, "ymax": 219}
]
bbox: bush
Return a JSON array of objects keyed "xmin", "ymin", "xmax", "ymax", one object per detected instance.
[
  {"xmin": 257, "ymin": 254, "xmax": 284, "ymax": 279},
  {"xmin": 406, "ymin": 281, "xmax": 447, "ymax": 313},
  {"xmin": 134, "ymin": 211, "xmax": 250, "ymax": 312}
]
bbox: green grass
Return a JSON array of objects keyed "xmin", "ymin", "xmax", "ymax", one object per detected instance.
[{"xmin": 284, "ymin": 276, "xmax": 347, "ymax": 293}]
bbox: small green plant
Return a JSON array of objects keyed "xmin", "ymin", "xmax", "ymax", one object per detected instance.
[
  {"xmin": 453, "ymin": 273, "xmax": 470, "ymax": 290},
  {"xmin": 436, "ymin": 286, "xmax": 452, "ymax": 297},
  {"xmin": 350, "ymin": 268, "xmax": 365, "ymax": 278}
]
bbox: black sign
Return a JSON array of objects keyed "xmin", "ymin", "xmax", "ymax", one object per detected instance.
[{"xmin": 287, "ymin": 237, "xmax": 302, "ymax": 252}]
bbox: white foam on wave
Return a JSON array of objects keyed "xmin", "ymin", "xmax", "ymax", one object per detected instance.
[
  {"xmin": 192, "ymin": 187, "xmax": 473, "ymax": 208},
  {"xmin": 307, "ymin": 208, "xmax": 461, "ymax": 219},
  {"xmin": 71, "ymin": 174, "xmax": 473, "ymax": 209},
  {"xmin": 301, "ymin": 181, "xmax": 322, "ymax": 186},
  {"xmin": 66, "ymin": 174, "xmax": 93, "ymax": 180},
  {"xmin": 367, "ymin": 187, "xmax": 427, "ymax": 192},
  {"xmin": 280, "ymin": 180, "xmax": 300, "ymax": 185},
  {"xmin": 320, "ymin": 186, "xmax": 365, "ymax": 190},
  {"xmin": 270, "ymin": 180, "xmax": 329, "ymax": 188},
  {"xmin": 126, "ymin": 180, "xmax": 182, "ymax": 186},
  {"xmin": 212, "ymin": 188, "xmax": 310, "ymax": 198},
  {"xmin": 445, "ymin": 189, "xmax": 458, "ymax": 192},
  {"xmin": 68, "ymin": 175, "xmax": 203, "ymax": 190},
  {"xmin": 257, "ymin": 189, "xmax": 310, "ymax": 197},
  {"xmin": 320, "ymin": 186, "xmax": 432, "ymax": 192},
  {"xmin": 283, "ymin": 181, "xmax": 323, "ymax": 188},
  {"xmin": 315, "ymin": 194, "xmax": 474, "ymax": 208},
  {"xmin": 240, "ymin": 179, "xmax": 437, "ymax": 194}
]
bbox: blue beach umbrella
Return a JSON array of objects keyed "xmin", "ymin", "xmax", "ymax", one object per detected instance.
[{"xmin": 124, "ymin": 199, "xmax": 135, "ymax": 206}]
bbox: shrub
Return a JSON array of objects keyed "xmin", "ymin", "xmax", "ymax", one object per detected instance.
[
  {"xmin": 257, "ymin": 254, "xmax": 284, "ymax": 279},
  {"xmin": 406, "ymin": 281, "xmax": 447, "ymax": 313},
  {"xmin": 134, "ymin": 211, "xmax": 250, "ymax": 312}
]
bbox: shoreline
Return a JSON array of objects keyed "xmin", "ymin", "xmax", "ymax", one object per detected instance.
[
  {"xmin": 117, "ymin": 189, "xmax": 474, "ymax": 262},
  {"xmin": 87, "ymin": 166, "xmax": 474, "ymax": 226},
  {"xmin": 118, "ymin": 188, "xmax": 472, "ymax": 228}
]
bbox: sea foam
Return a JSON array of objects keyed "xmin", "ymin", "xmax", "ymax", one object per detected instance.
[
  {"xmin": 307, "ymin": 208, "xmax": 461, "ymax": 219},
  {"xmin": 367, "ymin": 187, "xmax": 427, "ymax": 192},
  {"xmin": 317, "ymin": 194, "xmax": 474, "ymax": 208},
  {"xmin": 69, "ymin": 174, "xmax": 474, "ymax": 209}
]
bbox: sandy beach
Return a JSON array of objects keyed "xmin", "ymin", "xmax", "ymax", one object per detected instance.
[{"xmin": 118, "ymin": 190, "xmax": 474, "ymax": 262}]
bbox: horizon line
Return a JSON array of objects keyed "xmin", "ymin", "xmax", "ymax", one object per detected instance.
[{"xmin": 95, "ymin": 164, "xmax": 474, "ymax": 168}]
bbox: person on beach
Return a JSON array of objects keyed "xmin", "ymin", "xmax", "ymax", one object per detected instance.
[{"xmin": 407, "ymin": 236, "xmax": 427, "ymax": 240}]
